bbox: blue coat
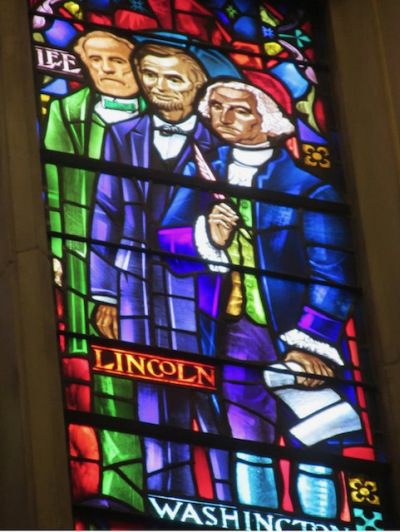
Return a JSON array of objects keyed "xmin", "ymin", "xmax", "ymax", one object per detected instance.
[{"xmin": 160, "ymin": 146, "xmax": 356, "ymax": 362}]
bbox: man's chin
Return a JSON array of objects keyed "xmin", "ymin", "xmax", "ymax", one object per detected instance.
[
  {"xmin": 150, "ymin": 96, "xmax": 183, "ymax": 111},
  {"xmin": 97, "ymin": 81, "xmax": 135, "ymax": 98}
]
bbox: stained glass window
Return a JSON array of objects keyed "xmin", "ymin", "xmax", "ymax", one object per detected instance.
[{"xmin": 28, "ymin": 0, "xmax": 395, "ymax": 529}]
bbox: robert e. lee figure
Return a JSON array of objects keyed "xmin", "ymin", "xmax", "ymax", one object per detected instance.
[
  {"xmin": 44, "ymin": 30, "xmax": 143, "ymax": 351},
  {"xmin": 160, "ymin": 80, "xmax": 359, "ymax": 516},
  {"xmin": 90, "ymin": 43, "xmax": 241, "ymax": 500}
]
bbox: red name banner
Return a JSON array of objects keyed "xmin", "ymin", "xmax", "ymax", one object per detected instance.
[{"xmin": 91, "ymin": 345, "xmax": 216, "ymax": 391}]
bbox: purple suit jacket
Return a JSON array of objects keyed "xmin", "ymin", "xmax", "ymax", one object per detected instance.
[{"xmin": 103, "ymin": 113, "xmax": 220, "ymax": 174}]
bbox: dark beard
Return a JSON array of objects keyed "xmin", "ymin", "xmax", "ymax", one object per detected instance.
[{"xmin": 149, "ymin": 94, "xmax": 184, "ymax": 111}]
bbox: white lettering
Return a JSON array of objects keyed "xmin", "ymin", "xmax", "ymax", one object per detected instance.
[
  {"xmin": 253, "ymin": 512, "xmax": 274, "ymax": 531},
  {"xmin": 293, "ymin": 519, "xmax": 318, "ymax": 530},
  {"xmin": 221, "ymin": 507, "xmax": 239, "ymax": 529},
  {"xmin": 203, "ymin": 506, "xmax": 219, "ymax": 526},
  {"xmin": 149, "ymin": 498, "xmax": 183, "ymax": 520},
  {"xmin": 35, "ymin": 45, "xmax": 82, "ymax": 76},
  {"xmin": 62, "ymin": 52, "xmax": 81, "ymax": 73},
  {"xmin": 181, "ymin": 503, "xmax": 203, "ymax": 525},
  {"xmin": 243, "ymin": 511, "xmax": 252, "ymax": 531},
  {"xmin": 275, "ymin": 517, "xmax": 292, "ymax": 531}
]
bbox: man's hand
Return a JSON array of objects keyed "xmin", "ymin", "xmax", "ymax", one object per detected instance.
[
  {"xmin": 96, "ymin": 304, "xmax": 119, "ymax": 339},
  {"xmin": 284, "ymin": 350, "xmax": 334, "ymax": 387},
  {"xmin": 208, "ymin": 203, "xmax": 239, "ymax": 247}
]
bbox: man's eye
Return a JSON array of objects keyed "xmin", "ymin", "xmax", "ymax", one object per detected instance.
[
  {"xmin": 237, "ymin": 108, "xmax": 251, "ymax": 115},
  {"xmin": 210, "ymin": 102, "xmax": 222, "ymax": 110},
  {"xmin": 168, "ymin": 76, "xmax": 184, "ymax": 84}
]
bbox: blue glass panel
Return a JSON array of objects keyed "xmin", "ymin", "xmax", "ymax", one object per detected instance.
[
  {"xmin": 198, "ymin": 274, "xmax": 221, "ymax": 318},
  {"xmin": 271, "ymin": 62, "xmax": 309, "ymax": 98},
  {"xmin": 42, "ymin": 78, "xmax": 69, "ymax": 95},
  {"xmin": 297, "ymin": 119, "xmax": 328, "ymax": 144},
  {"xmin": 233, "ymin": 16, "xmax": 258, "ymax": 39},
  {"xmin": 44, "ymin": 20, "xmax": 78, "ymax": 46},
  {"xmin": 298, "ymin": 306, "xmax": 342, "ymax": 342}
]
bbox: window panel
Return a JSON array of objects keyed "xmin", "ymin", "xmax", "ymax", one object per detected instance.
[{"xmin": 28, "ymin": 0, "xmax": 395, "ymax": 528}]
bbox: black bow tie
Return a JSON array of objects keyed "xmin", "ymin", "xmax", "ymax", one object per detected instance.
[{"xmin": 156, "ymin": 125, "xmax": 187, "ymax": 136}]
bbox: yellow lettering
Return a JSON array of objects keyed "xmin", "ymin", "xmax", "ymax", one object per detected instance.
[
  {"xmin": 125, "ymin": 354, "xmax": 145, "ymax": 375},
  {"xmin": 194, "ymin": 365, "xmax": 215, "ymax": 388},
  {"xmin": 177, "ymin": 363, "xmax": 197, "ymax": 383},
  {"xmin": 147, "ymin": 359, "xmax": 164, "ymax": 378},
  {"xmin": 93, "ymin": 347, "xmax": 115, "ymax": 371}
]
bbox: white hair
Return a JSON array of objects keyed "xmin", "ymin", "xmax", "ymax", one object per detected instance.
[{"xmin": 198, "ymin": 81, "xmax": 294, "ymax": 137}]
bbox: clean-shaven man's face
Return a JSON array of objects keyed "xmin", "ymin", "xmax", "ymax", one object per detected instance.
[
  {"xmin": 208, "ymin": 86, "xmax": 268, "ymax": 145},
  {"xmin": 81, "ymin": 37, "xmax": 138, "ymax": 97}
]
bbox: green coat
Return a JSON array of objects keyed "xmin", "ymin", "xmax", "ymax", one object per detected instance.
[{"xmin": 44, "ymin": 88, "xmax": 107, "ymax": 354}]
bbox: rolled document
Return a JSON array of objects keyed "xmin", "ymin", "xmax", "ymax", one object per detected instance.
[{"xmin": 263, "ymin": 362, "xmax": 362, "ymax": 446}]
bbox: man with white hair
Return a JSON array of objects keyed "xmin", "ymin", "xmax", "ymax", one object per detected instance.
[{"xmin": 160, "ymin": 80, "xmax": 354, "ymax": 516}]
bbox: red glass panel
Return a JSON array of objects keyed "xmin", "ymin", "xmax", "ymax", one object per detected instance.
[
  {"xmin": 301, "ymin": 21, "xmax": 312, "ymax": 36},
  {"xmin": 343, "ymin": 446, "xmax": 375, "ymax": 460},
  {"xmin": 87, "ymin": 13, "xmax": 112, "ymax": 26},
  {"xmin": 339, "ymin": 471, "xmax": 351, "ymax": 522},
  {"xmin": 231, "ymin": 42, "xmax": 262, "ymax": 69},
  {"xmin": 346, "ymin": 319, "xmax": 356, "ymax": 338},
  {"xmin": 212, "ymin": 22, "xmax": 233, "ymax": 46},
  {"xmin": 193, "ymin": 419, "xmax": 214, "ymax": 499},
  {"xmin": 70, "ymin": 459, "xmax": 100, "ymax": 500},
  {"xmin": 357, "ymin": 387, "xmax": 367, "ymax": 409},
  {"xmin": 65, "ymin": 383, "xmax": 91, "ymax": 411},
  {"xmin": 69, "ymin": 424, "xmax": 100, "ymax": 460},
  {"xmin": 114, "ymin": 11, "xmax": 158, "ymax": 31},
  {"xmin": 63, "ymin": 358, "xmax": 90, "ymax": 381},
  {"xmin": 362, "ymin": 412, "xmax": 373, "ymax": 446},
  {"xmin": 349, "ymin": 340, "xmax": 360, "ymax": 367},
  {"xmin": 243, "ymin": 70, "xmax": 292, "ymax": 113},
  {"xmin": 58, "ymin": 323, "xmax": 66, "ymax": 353},
  {"xmin": 74, "ymin": 518, "xmax": 85, "ymax": 531},
  {"xmin": 286, "ymin": 137, "xmax": 300, "ymax": 159},
  {"xmin": 148, "ymin": 0, "xmax": 172, "ymax": 29},
  {"xmin": 314, "ymin": 98, "xmax": 327, "ymax": 132},
  {"xmin": 174, "ymin": 0, "xmax": 212, "ymax": 15},
  {"xmin": 69, "ymin": 81, "xmax": 83, "ymax": 91},
  {"xmin": 265, "ymin": 3, "xmax": 284, "ymax": 20},
  {"xmin": 279, "ymin": 438, "xmax": 294, "ymax": 512},
  {"xmin": 305, "ymin": 48, "xmax": 315, "ymax": 61},
  {"xmin": 176, "ymin": 14, "xmax": 208, "ymax": 40}
]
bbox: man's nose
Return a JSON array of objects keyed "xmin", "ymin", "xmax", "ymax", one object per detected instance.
[
  {"xmin": 155, "ymin": 76, "xmax": 168, "ymax": 90},
  {"xmin": 101, "ymin": 59, "xmax": 115, "ymax": 73},
  {"xmin": 220, "ymin": 106, "xmax": 233, "ymax": 123}
]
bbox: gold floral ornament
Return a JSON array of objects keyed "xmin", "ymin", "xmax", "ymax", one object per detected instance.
[
  {"xmin": 63, "ymin": 2, "xmax": 83, "ymax": 19},
  {"xmin": 349, "ymin": 476, "xmax": 381, "ymax": 505},
  {"xmin": 303, "ymin": 144, "xmax": 331, "ymax": 168}
]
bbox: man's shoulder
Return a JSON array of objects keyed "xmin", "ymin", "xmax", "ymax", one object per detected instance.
[
  {"xmin": 58, "ymin": 87, "xmax": 92, "ymax": 112},
  {"xmin": 109, "ymin": 113, "xmax": 150, "ymax": 136},
  {"xmin": 259, "ymin": 148, "xmax": 342, "ymax": 201}
]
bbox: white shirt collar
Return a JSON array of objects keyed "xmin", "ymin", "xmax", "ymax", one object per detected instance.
[
  {"xmin": 232, "ymin": 143, "xmax": 274, "ymax": 168},
  {"xmin": 153, "ymin": 114, "xmax": 197, "ymax": 132}
]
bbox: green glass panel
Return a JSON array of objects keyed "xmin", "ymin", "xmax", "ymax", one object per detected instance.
[
  {"xmin": 93, "ymin": 376, "xmax": 135, "ymax": 418},
  {"xmin": 119, "ymin": 463, "xmax": 143, "ymax": 490},
  {"xmin": 49, "ymin": 235, "xmax": 62, "ymax": 258},
  {"xmin": 67, "ymin": 253, "xmax": 87, "ymax": 294},
  {"xmin": 102, "ymin": 470, "xmax": 144, "ymax": 511},
  {"xmin": 100, "ymin": 430, "xmax": 142, "ymax": 466},
  {"xmin": 49, "ymin": 210, "xmax": 62, "ymax": 233},
  {"xmin": 45, "ymin": 164, "xmax": 60, "ymax": 208}
]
